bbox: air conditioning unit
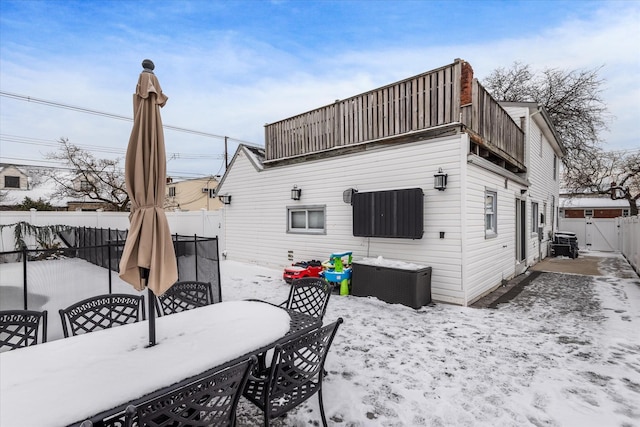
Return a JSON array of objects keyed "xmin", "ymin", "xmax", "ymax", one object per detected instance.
[{"xmin": 202, "ymin": 188, "xmax": 209, "ymax": 193}]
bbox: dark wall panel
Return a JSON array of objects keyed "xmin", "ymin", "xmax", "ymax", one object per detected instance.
[{"xmin": 353, "ymin": 188, "xmax": 424, "ymax": 239}]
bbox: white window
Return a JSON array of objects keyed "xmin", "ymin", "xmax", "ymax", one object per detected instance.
[
  {"xmin": 287, "ymin": 206, "xmax": 326, "ymax": 234},
  {"xmin": 542, "ymin": 202, "xmax": 547, "ymax": 225},
  {"xmin": 485, "ymin": 190, "xmax": 497, "ymax": 237},
  {"xmin": 553, "ymin": 155, "xmax": 558, "ymax": 181},
  {"xmin": 168, "ymin": 187, "xmax": 176, "ymax": 197},
  {"xmin": 531, "ymin": 202, "xmax": 539, "ymax": 233},
  {"xmin": 585, "ymin": 209, "xmax": 593, "ymax": 218},
  {"xmin": 622, "ymin": 209, "xmax": 630, "ymax": 217}
]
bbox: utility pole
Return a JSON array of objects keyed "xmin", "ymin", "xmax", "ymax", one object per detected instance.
[{"xmin": 224, "ymin": 136, "xmax": 228, "ymax": 171}]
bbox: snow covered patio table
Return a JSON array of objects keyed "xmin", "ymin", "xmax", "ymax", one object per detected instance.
[{"xmin": 0, "ymin": 300, "xmax": 294, "ymax": 427}]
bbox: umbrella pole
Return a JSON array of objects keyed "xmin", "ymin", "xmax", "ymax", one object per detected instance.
[
  {"xmin": 141, "ymin": 267, "xmax": 156, "ymax": 347},
  {"xmin": 148, "ymin": 291, "xmax": 156, "ymax": 347}
]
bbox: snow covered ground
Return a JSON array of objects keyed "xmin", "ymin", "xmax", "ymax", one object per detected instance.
[
  {"xmin": 225, "ymin": 255, "xmax": 640, "ymax": 427},
  {"xmin": 1, "ymin": 252, "xmax": 639, "ymax": 426}
]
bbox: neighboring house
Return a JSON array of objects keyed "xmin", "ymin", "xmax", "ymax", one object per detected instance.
[
  {"xmin": 0, "ymin": 163, "xmax": 112, "ymax": 211},
  {"xmin": 0, "ymin": 165, "xmax": 29, "ymax": 190},
  {"xmin": 560, "ymin": 195, "xmax": 633, "ymax": 218},
  {"xmin": 0, "ymin": 164, "xmax": 66, "ymax": 210},
  {"xmin": 165, "ymin": 176, "xmax": 222, "ymax": 211},
  {"xmin": 216, "ymin": 59, "xmax": 566, "ymax": 306}
]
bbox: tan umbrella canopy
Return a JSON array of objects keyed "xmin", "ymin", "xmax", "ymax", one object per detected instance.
[{"xmin": 119, "ymin": 59, "xmax": 178, "ymax": 310}]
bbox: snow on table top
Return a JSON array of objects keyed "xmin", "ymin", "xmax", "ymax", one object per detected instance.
[{"xmin": 0, "ymin": 300, "xmax": 290, "ymax": 427}]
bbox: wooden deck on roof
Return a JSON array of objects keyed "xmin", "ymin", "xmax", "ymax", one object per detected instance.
[{"xmin": 264, "ymin": 59, "xmax": 526, "ymax": 173}]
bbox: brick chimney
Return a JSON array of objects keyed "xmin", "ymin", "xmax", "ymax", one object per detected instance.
[{"xmin": 460, "ymin": 60, "xmax": 474, "ymax": 106}]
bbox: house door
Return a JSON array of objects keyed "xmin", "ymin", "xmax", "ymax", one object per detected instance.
[{"xmin": 515, "ymin": 199, "xmax": 527, "ymax": 274}]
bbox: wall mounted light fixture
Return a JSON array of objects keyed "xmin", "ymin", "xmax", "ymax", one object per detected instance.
[
  {"xmin": 343, "ymin": 188, "xmax": 358, "ymax": 204},
  {"xmin": 219, "ymin": 194, "xmax": 232, "ymax": 205},
  {"xmin": 434, "ymin": 168, "xmax": 448, "ymax": 191},
  {"xmin": 291, "ymin": 185, "xmax": 302, "ymax": 200}
]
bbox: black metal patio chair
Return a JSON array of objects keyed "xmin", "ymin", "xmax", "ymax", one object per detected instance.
[
  {"xmin": 59, "ymin": 294, "xmax": 145, "ymax": 338},
  {"xmin": 124, "ymin": 356, "xmax": 256, "ymax": 427},
  {"xmin": 242, "ymin": 318, "xmax": 343, "ymax": 427},
  {"xmin": 0, "ymin": 310, "xmax": 48, "ymax": 351},
  {"xmin": 280, "ymin": 277, "xmax": 332, "ymax": 321},
  {"xmin": 155, "ymin": 280, "xmax": 217, "ymax": 316}
]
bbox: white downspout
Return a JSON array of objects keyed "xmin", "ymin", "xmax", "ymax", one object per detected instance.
[{"xmin": 460, "ymin": 133, "xmax": 469, "ymax": 305}]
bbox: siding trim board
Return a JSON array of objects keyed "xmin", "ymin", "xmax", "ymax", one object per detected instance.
[
  {"xmin": 467, "ymin": 154, "xmax": 529, "ymax": 187},
  {"xmin": 263, "ymin": 122, "xmax": 463, "ymax": 168}
]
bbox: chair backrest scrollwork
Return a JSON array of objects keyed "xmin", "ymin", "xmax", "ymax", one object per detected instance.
[
  {"xmin": 155, "ymin": 281, "xmax": 217, "ymax": 316},
  {"xmin": 59, "ymin": 294, "xmax": 145, "ymax": 338},
  {"xmin": 0, "ymin": 310, "xmax": 48, "ymax": 351},
  {"xmin": 286, "ymin": 277, "xmax": 332, "ymax": 320}
]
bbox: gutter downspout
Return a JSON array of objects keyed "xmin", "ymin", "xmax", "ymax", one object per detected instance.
[
  {"xmin": 529, "ymin": 107, "xmax": 543, "ymax": 265},
  {"xmin": 461, "ymin": 133, "xmax": 469, "ymax": 305}
]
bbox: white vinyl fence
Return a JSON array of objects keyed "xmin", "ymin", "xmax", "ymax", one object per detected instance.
[
  {"xmin": 618, "ymin": 216, "xmax": 639, "ymax": 274},
  {"xmin": 558, "ymin": 215, "xmax": 639, "ymax": 275},
  {"xmin": 0, "ymin": 209, "xmax": 224, "ymax": 252},
  {"xmin": 558, "ymin": 217, "xmax": 620, "ymax": 252}
]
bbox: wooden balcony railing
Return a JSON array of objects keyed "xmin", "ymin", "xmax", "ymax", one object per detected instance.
[
  {"xmin": 265, "ymin": 62, "xmax": 461, "ymax": 161},
  {"xmin": 460, "ymin": 80, "xmax": 525, "ymax": 171},
  {"xmin": 264, "ymin": 60, "xmax": 525, "ymax": 170}
]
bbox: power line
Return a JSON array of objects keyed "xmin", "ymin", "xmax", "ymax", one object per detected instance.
[
  {"xmin": 0, "ymin": 134, "xmax": 226, "ymax": 160},
  {"xmin": 0, "ymin": 156, "xmax": 216, "ymax": 180},
  {"xmin": 0, "ymin": 91, "xmax": 259, "ymax": 146}
]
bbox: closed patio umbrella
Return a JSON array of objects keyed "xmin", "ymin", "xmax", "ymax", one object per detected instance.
[{"xmin": 119, "ymin": 59, "xmax": 178, "ymax": 346}]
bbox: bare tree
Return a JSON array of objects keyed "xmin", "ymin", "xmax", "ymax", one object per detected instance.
[
  {"xmin": 483, "ymin": 62, "xmax": 610, "ymax": 166},
  {"xmin": 45, "ymin": 138, "xmax": 129, "ymax": 211},
  {"xmin": 563, "ymin": 149, "xmax": 639, "ymax": 216},
  {"xmin": 483, "ymin": 63, "xmax": 640, "ymax": 214}
]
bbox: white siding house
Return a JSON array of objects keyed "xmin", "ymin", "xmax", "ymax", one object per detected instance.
[{"xmin": 217, "ymin": 60, "xmax": 565, "ymax": 306}]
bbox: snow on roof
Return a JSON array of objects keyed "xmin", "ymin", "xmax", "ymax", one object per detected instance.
[
  {"xmin": 559, "ymin": 196, "xmax": 634, "ymax": 209},
  {"xmin": 0, "ymin": 164, "xmax": 75, "ymax": 207}
]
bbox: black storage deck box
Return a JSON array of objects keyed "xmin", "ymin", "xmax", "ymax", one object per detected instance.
[{"xmin": 352, "ymin": 260, "xmax": 432, "ymax": 309}]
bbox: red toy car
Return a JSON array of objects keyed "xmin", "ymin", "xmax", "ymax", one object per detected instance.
[{"xmin": 283, "ymin": 260, "xmax": 323, "ymax": 284}]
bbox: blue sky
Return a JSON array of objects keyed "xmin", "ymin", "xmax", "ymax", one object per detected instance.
[{"xmin": 1, "ymin": 0, "xmax": 638, "ymax": 178}]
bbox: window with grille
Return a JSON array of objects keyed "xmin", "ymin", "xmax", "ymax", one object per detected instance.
[
  {"xmin": 485, "ymin": 190, "xmax": 497, "ymax": 237},
  {"xmin": 168, "ymin": 187, "xmax": 176, "ymax": 197},
  {"xmin": 531, "ymin": 202, "xmax": 539, "ymax": 232}
]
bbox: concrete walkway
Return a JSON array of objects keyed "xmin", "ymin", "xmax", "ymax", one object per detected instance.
[
  {"xmin": 530, "ymin": 252, "xmax": 638, "ymax": 278},
  {"xmin": 472, "ymin": 251, "xmax": 638, "ymax": 308}
]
